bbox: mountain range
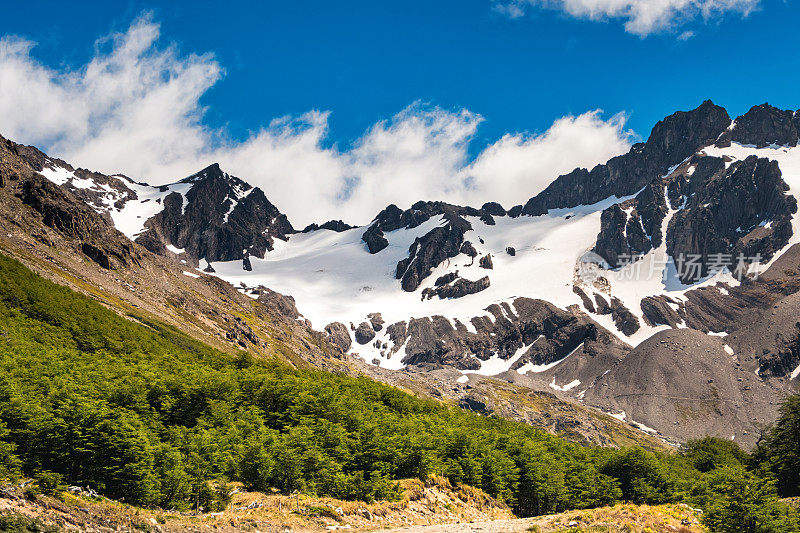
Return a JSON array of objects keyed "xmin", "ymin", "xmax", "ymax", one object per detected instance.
[{"xmin": 3, "ymin": 99, "xmax": 800, "ymax": 449}]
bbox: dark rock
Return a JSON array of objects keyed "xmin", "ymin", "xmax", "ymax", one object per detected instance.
[
  {"xmin": 20, "ymin": 174, "xmax": 136, "ymax": 270},
  {"xmin": 640, "ymin": 296, "xmax": 683, "ymax": 328},
  {"xmin": 573, "ymin": 286, "xmax": 596, "ymax": 313},
  {"xmin": 717, "ymin": 103, "xmax": 800, "ymax": 148},
  {"xmin": 479, "ymin": 254, "xmax": 493, "ymax": 269},
  {"xmin": 460, "ymin": 241, "xmax": 478, "ymax": 258},
  {"xmin": 594, "ymin": 294, "xmax": 612, "ymax": 315},
  {"xmin": 355, "ymin": 322, "xmax": 376, "ymax": 344},
  {"xmin": 302, "ymin": 219, "xmax": 354, "ymax": 233},
  {"xmin": 361, "ymin": 204, "xmax": 404, "ymax": 254},
  {"xmin": 593, "ymin": 181, "xmax": 669, "ymax": 268},
  {"xmin": 386, "ymin": 321, "xmax": 408, "ymax": 348},
  {"xmin": 430, "ymin": 276, "xmax": 490, "ymax": 299},
  {"xmin": 609, "ymin": 297, "xmax": 640, "ymax": 336},
  {"xmin": 667, "ymin": 156, "xmax": 796, "ymax": 283},
  {"xmin": 368, "ymin": 312, "xmax": 385, "ymax": 331},
  {"xmin": 482, "ymin": 202, "xmax": 507, "ymax": 216},
  {"xmin": 435, "ymin": 272, "xmax": 459, "ymax": 287},
  {"xmin": 138, "ymin": 164, "xmax": 294, "ymax": 263},
  {"xmin": 479, "ymin": 212, "xmax": 496, "ymax": 225},
  {"xmin": 396, "ymin": 209, "xmax": 473, "ymax": 291},
  {"xmin": 324, "ymin": 322, "xmax": 352, "ymax": 352},
  {"xmin": 506, "ymin": 247, "xmax": 516, "ymax": 256},
  {"xmin": 522, "ymin": 100, "xmax": 731, "ymax": 216},
  {"xmin": 459, "ymin": 393, "xmax": 492, "ymax": 414},
  {"xmin": 258, "ymin": 288, "xmax": 300, "ymax": 319}
]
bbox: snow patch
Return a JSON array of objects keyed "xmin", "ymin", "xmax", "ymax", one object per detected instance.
[
  {"xmin": 724, "ymin": 345, "xmax": 735, "ymax": 355},
  {"xmin": 39, "ymin": 165, "xmax": 74, "ymax": 186},
  {"xmin": 549, "ymin": 378, "xmax": 581, "ymax": 392}
]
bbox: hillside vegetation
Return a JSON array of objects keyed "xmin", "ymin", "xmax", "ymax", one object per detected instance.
[{"xmin": 0, "ymin": 253, "xmax": 798, "ymax": 532}]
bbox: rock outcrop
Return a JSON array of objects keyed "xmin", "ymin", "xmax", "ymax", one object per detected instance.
[
  {"xmin": 139, "ymin": 164, "xmax": 294, "ymax": 263},
  {"xmin": 521, "ymin": 100, "xmax": 732, "ymax": 216}
]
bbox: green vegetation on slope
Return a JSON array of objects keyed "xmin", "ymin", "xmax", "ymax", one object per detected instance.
[{"xmin": 0, "ymin": 253, "xmax": 798, "ymax": 532}]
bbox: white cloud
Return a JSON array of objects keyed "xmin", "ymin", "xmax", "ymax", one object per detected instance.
[
  {"xmin": 494, "ymin": 0, "xmax": 759, "ymax": 36},
  {"xmin": 0, "ymin": 16, "xmax": 633, "ymax": 227}
]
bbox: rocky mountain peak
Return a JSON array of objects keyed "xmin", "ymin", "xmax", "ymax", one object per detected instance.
[
  {"xmin": 521, "ymin": 100, "xmax": 732, "ymax": 217},
  {"xmin": 644, "ymin": 99, "xmax": 731, "ymax": 162},
  {"xmin": 138, "ymin": 165, "xmax": 294, "ymax": 265},
  {"xmin": 716, "ymin": 103, "xmax": 800, "ymax": 148}
]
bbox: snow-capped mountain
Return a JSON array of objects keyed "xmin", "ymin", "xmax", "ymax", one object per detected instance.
[{"xmin": 26, "ymin": 100, "xmax": 800, "ymax": 446}]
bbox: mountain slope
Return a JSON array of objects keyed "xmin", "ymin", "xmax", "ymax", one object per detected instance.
[
  {"xmin": 7, "ymin": 100, "xmax": 800, "ymax": 446},
  {"xmin": 0, "ymin": 131, "xmax": 667, "ymax": 451}
]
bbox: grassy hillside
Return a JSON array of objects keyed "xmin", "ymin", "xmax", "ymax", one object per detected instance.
[{"xmin": 0, "ymin": 252, "xmax": 798, "ymax": 532}]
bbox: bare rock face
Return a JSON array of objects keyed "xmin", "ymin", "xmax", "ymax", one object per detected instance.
[
  {"xmin": 594, "ymin": 181, "xmax": 668, "ymax": 268},
  {"xmin": 140, "ymin": 164, "xmax": 294, "ymax": 263},
  {"xmin": 360, "ymin": 204, "xmax": 404, "ymax": 254},
  {"xmin": 640, "ymin": 296, "xmax": 683, "ymax": 328},
  {"xmin": 667, "ymin": 155, "xmax": 796, "ymax": 283},
  {"xmin": 354, "ymin": 322, "xmax": 376, "ymax": 345},
  {"xmin": 609, "ymin": 297, "xmax": 640, "ymax": 336},
  {"xmin": 301, "ymin": 219, "xmax": 353, "ymax": 233},
  {"xmin": 324, "ymin": 322, "xmax": 352, "ymax": 352},
  {"xmin": 368, "ymin": 312, "xmax": 385, "ymax": 331},
  {"xmin": 257, "ymin": 288, "xmax": 300, "ymax": 319},
  {"xmin": 479, "ymin": 254, "xmax": 493, "ymax": 269},
  {"xmin": 395, "ymin": 205, "xmax": 473, "ymax": 291},
  {"xmin": 717, "ymin": 103, "xmax": 800, "ymax": 148},
  {"xmin": 395, "ymin": 297, "xmax": 627, "ymax": 372},
  {"xmin": 422, "ymin": 276, "xmax": 490, "ymax": 300},
  {"xmin": 362, "ymin": 201, "xmax": 511, "ymax": 292},
  {"xmin": 522, "ymin": 100, "xmax": 731, "ymax": 216},
  {"xmin": 459, "ymin": 393, "xmax": 493, "ymax": 414},
  {"xmin": 18, "ymin": 174, "xmax": 137, "ymax": 270}
]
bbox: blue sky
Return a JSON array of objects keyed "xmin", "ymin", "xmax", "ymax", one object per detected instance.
[
  {"xmin": 3, "ymin": 0, "xmax": 796, "ymax": 146},
  {"xmin": 0, "ymin": 0, "xmax": 798, "ymax": 225}
]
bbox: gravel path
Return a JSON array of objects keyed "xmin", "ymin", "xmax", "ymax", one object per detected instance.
[{"xmin": 372, "ymin": 518, "xmax": 542, "ymax": 532}]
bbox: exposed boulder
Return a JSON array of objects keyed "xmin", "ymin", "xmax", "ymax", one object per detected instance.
[
  {"xmin": 479, "ymin": 254, "xmax": 493, "ymax": 269},
  {"xmin": 324, "ymin": 322, "xmax": 352, "ymax": 352},
  {"xmin": 368, "ymin": 312, "xmax": 385, "ymax": 332},
  {"xmin": 257, "ymin": 288, "xmax": 300, "ymax": 319},
  {"xmin": 459, "ymin": 393, "xmax": 493, "ymax": 414},
  {"xmin": 354, "ymin": 322, "xmax": 376, "ymax": 344}
]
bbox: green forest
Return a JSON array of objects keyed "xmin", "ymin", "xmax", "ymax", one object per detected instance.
[{"xmin": 0, "ymin": 252, "xmax": 799, "ymax": 532}]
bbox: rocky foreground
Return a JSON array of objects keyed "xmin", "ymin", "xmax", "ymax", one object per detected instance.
[{"xmin": 0, "ymin": 479, "xmax": 703, "ymax": 533}]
